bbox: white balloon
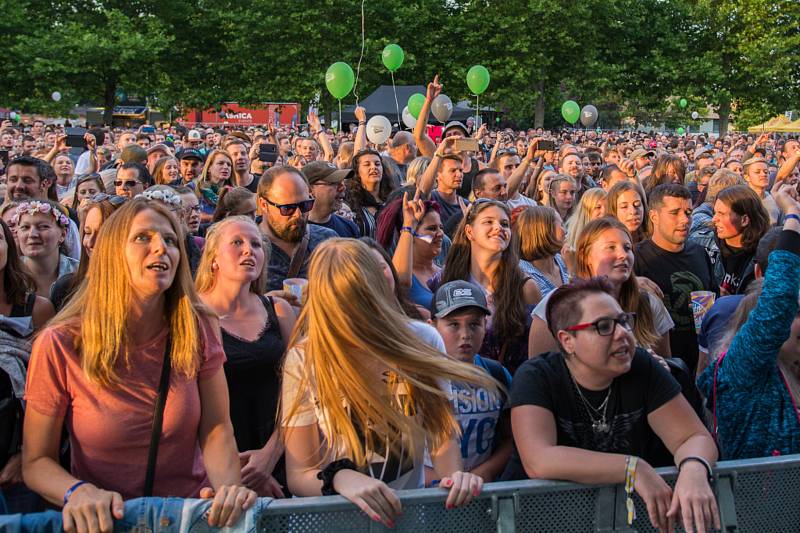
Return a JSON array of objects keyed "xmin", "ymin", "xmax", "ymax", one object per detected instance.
[
  {"xmin": 9, "ymin": 112, "xmax": 17, "ymax": 120},
  {"xmin": 401, "ymin": 106, "xmax": 416, "ymax": 129},
  {"xmin": 366, "ymin": 115, "xmax": 392, "ymax": 145},
  {"xmin": 691, "ymin": 111, "xmax": 700, "ymax": 120},
  {"xmin": 51, "ymin": 91, "xmax": 62, "ymax": 102}
]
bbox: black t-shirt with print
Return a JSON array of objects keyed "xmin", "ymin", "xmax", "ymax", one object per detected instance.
[
  {"xmin": 634, "ymin": 239, "xmax": 715, "ymax": 375},
  {"xmin": 503, "ymin": 349, "xmax": 681, "ymax": 480},
  {"xmin": 717, "ymin": 238, "xmax": 756, "ymax": 295}
]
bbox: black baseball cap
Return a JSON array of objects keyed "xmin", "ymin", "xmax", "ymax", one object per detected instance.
[{"xmin": 177, "ymin": 149, "xmax": 205, "ymax": 162}]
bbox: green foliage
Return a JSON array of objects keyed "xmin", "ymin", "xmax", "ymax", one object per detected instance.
[{"xmin": 1, "ymin": 0, "xmax": 797, "ymax": 129}]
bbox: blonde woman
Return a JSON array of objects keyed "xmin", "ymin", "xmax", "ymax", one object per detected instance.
[
  {"xmin": 546, "ymin": 174, "xmax": 577, "ymax": 220},
  {"xmin": 282, "ymin": 238, "xmax": 497, "ymax": 528},
  {"xmin": 196, "ymin": 216, "xmax": 295, "ymax": 497},
  {"xmin": 404, "ymin": 156, "xmax": 432, "ymax": 187},
  {"xmin": 563, "ymin": 188, "xmax": 608, "ymax": 272},
  {"xmin": 196, "ymin": 149, "xmax": 234, "ymax": 222},
  {"xmin": 23, "ymin": 198, "xmax": 255, "ymax": 529},
  {"xmin": 152, "ymin": 156, "xmax": 181, "ymax": 185}
]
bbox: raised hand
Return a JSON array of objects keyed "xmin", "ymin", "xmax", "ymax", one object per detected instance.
[
  {"xmin": 354, "ymin": 106, "xmax": 367, "ymax": 123},
  {"xmin": 426, "ymin": 74, "xmax": 442, "ymax": 102}
]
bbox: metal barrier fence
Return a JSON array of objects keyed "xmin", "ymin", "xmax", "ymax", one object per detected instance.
[{"xmin": 258, "ymin": 454, "xmax": 800, "ymax": 532}]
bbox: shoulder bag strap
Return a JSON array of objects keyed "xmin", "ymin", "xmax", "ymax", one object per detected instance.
[
  {"xmin": 712, "ymin": 351, "xmax": 726, "ymax": 441},
  {"xmin": 143, "ymin": 333, "xmax": 172, "ymax": 497},
  {"xmin": 286, "ymin": 233, "xmax": 310, "ymax": 279}
]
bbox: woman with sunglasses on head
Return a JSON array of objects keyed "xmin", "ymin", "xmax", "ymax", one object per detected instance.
[
  {"xmin": 13, "ymin": 200, "xmax": 79, "ymax": 298},
  {"xmin": 196, "ymin": 150, "xmax": 234, "ymax": 223},
  {"xmin": 508, "ymin": 277, "xmax": 719, "ymax": 533},
  {"xmin": 197, "ymin": 216, "xmax": 295, "ymax": 497},
  {"xmin": 347, "ymin": 149, "xmax": 398, "ymax": 239},
  {"xmin": 282, "ymin": 238, "xmax": 495, "ymax": 528},
  {"xmin": 50, "ymin": 195, "xmax": 124, "ymax": 312},
  {"xmin": 529, "ymin": 217, "xmax": 673, "ymax": 358},
  {"xmin": 438, "ymin": 200, "xmax": 541, "ymax": 374},
  {"xmin": 24, "ymin": 197, "xmax": 256, "ymax": 530}
]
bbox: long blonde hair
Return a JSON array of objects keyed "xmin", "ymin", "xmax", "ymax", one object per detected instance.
[
  {"xmin": 196, "ymin": 149, "xmax": 233, "ymax": 193},
  {"xmin": 195, "ymin": 216, "xmax": 270, "ymax": 295},
  {"xmin": 565, "ymin": 187, "xmax": 607, "ymax": 252},
  {"xmin": 284, "ymin": 238, "xmax": 497, "ymax": 468},
  {"xmin": 51, "ymin": 198, "xmax": 206, "ymax": 386}
]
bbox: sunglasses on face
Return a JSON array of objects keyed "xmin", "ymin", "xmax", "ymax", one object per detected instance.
[
  {"xmin": 115, "ymin": 180, "xmax": 140, "ymax": 188},
  {"xmin": 262, "ymin": 197, "xmax": 315, "ymax": 216},
  {"xmin": 566, "ymin": 312, "xmax": 636, "ymax": 336}
]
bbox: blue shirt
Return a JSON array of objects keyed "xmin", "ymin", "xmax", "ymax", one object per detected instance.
[
  {"xmin": 266, "ymin": 224, "xmax": 338, "ymax": 292},
  {"xmin": 309, "ymin": 214, "xmax": 360, "ymax": 238}
]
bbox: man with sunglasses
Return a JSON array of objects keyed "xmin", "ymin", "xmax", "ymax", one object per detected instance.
[
  {"xmin": 303, "ymin": 161, "xmax": 360, "ymax": 238},
  {"xmin": 257, "ymin": 166, "xmax": 337, "ymax": 292},
  {"xmin": 114, "ymin": 162, "xmax": 150, "ymax": 200}
]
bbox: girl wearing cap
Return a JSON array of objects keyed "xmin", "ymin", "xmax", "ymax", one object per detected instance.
[
  {"xmin": 440, "ymin": 200, "xmax": 541, "ymax": 374},
  {"xmin": 13, "ymin": 200, "xmax": 78, "ymax": 298},
  {"xmin": 281, "ymin": 238, "xmax": 496, "ymax": 528}
]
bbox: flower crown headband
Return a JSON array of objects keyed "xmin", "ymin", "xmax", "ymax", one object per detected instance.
[
  {"xmin": 12, "ymin": 201, "xmax": 70, "ymax": 229},
  {"xmin": 135, "ymin": 189, "xmax": 182, "ymax": 207}
]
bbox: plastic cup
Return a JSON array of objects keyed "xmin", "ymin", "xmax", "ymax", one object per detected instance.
[
  {"xmin": 283, "ymin": 278, "xmax": 308, "ymax": 305},
  {"xmin": 690, "ymin": 291, "xmax": 716, "ymax": 336}
]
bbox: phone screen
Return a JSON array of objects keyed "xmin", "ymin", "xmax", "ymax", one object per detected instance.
[
  {"xmin": 538, "ymin": 140, "xmax": 556, "ymax": 152},
  {"xmin": 454, "ymin": 138, "xmax": 479, "ymax": 153},
  {"xmin": 258, "ymin": 144, "xmax": 279, "ymax": 163}
]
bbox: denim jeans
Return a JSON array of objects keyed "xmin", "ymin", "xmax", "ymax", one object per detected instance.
[
  {"xmin": 0, "ymin": 508, "xmax": 63, "ymax": 533},
  {"xmin": 114, "ymin": 497, "xmax": 273, "ymax": 533}
]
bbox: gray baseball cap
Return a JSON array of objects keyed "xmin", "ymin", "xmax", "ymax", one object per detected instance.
[{"xmin": 432, "ymin": 280, "xmax": 490, "ymax": 318}]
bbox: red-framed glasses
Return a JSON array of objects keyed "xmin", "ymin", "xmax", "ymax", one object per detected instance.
[{"xmin": 565, "ymin": 312, "xmax": 636, "ymax": 336}]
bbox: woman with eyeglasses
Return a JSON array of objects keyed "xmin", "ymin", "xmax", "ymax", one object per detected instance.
[
  {"xmin": 50, "ymin": 195, "xmax": 124, "ymax": 311},
  {"xmin": 13, "ymin": 200, "xmax": 79, "ymax": 298},
  {"xmin": 439, "ymin": 200, "xmax": 541, "ymax": 374},
  {"xmin": 528, "ymin": 217, "xmax": 673, "ymax": 358},
  {"xmin": 348, "ymin": 149, "xmax": 398, "ymax": 239},
  {"xmin": 507, "ymin": 277, "xmax": 720, "ymax": 533},
  {"xmin": 196, "ymin": 150, "xmax": 234, "ymax": 223}
]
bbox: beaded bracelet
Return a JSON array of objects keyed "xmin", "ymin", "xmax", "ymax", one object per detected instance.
[
  {"xmin": 624, "ymin": 456, "xmax": 638, "ymax": 525},
  {"xmin": 64, "ymin": 480, "xmax": 88, "ymax": 506}
]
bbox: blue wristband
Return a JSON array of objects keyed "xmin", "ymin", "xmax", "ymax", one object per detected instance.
[
  {"xmin": 64, "ymin": 480, "xmax": 88, "ymax": 505},
  {"xmin": 785, "ymin": 213, "xmax": 800, "ymax": 223}
]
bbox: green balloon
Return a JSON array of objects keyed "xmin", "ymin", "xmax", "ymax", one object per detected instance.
[
  {"xmin": 382, "ymin": 44, "xmax": 404, "ymax": 72},
  {"xmin": 677, "ymin": 127, "xmax": 685, "ymax": 135},
  {"xmin": 466, "ymin": 65, "xmax": 490, "ymax": 95},
  {"xmin": 561, "ymin": 100, "xmax": 580, "ymax": 124},
  {"xmin": 407, "ymin": 93, "xmax": 426, "ymax": 119},
  {"xmin": 325, "ymin": 62, "xmax": 355, "ymax": 100},
  {"xmin": 679, "ymin": 98, "xmax": 688, "ymax": 108}
]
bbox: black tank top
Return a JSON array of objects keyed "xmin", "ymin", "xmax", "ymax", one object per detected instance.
[
  {"xmin": 9, "ymin": 293, "xmax": 35, "ymax": 317},
  {"xmin": 221, "ymin": 295, "xmax": 284, "ymax": 452}
]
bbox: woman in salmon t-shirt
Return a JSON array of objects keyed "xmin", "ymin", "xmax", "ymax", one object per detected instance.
[{"xmin": 22, "ymin": 197, "xmax": 255, "ymax": 531}]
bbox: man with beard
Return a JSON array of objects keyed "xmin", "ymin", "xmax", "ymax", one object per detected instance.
[
  {"xmin": 257, "ymin": 166, "xmax": 337, "ymax": 291},
  {"xmin": 303, "ymin": 161, "xmax": 359, "ymax": 238},
  {"xmin": 634, "ymin": 184, "xmax": 715, "ymax": 376}
]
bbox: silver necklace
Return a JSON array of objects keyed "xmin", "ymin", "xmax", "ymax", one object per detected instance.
[{"xmin": 570, "ymin": 373, "xmax": 612, "ymax": 433}]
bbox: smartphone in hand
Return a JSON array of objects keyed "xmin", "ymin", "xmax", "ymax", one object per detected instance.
[{"xmin": 453, "ymin": 138, "xmax": 479, "ymax": 153}]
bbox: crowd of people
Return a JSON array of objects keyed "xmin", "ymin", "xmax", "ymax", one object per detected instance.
[{"xmin": 1, "ymin": 75, "xmax": 799, "ymax": 533}]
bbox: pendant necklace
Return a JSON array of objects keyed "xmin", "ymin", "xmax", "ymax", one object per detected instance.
[{"xmin": 570, "ymin": 373, "xmax": 612, "ymax": 433}]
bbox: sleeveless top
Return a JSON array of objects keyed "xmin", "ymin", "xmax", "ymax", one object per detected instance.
[
  {"xmin": 9, "ymin": 293, "xmax": 36, "ymax": 317},
  {"xmin": 221, "ymin": 296, "xmax": 284, "ymax": 452},
  {"xmin": 519, "ymin": 254, "xmax": 570, "ymax": 297}
]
